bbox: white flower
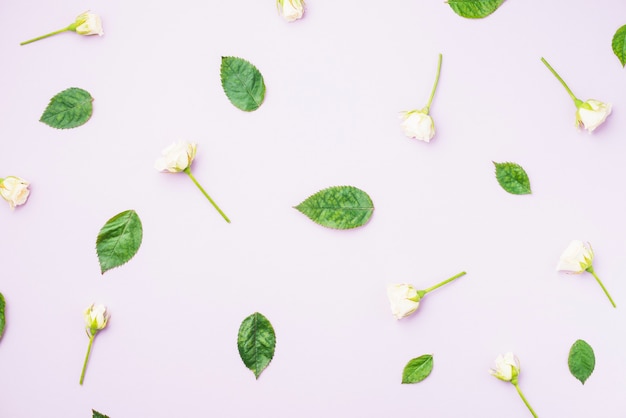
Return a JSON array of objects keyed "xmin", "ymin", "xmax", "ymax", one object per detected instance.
[
  {"xmin": 576, "ymin": 99, "xmax": 611, "ymax": 132},
  {"xmin": 489, "ymin": 352, "xmax": 520, "ymax": 383},
  {"xmin": 155, "ymin": 141, "xmax": 198, "ymax": 173},
  {"xmin": 387, "ymin": 284, "xmax": 421, "ymax": 319},
  {"xmin": 557, "ymin": 240, "xmax": 593, "ymax": 274},
  {"xmin": 73, "ymin": 11, "xmax": 103, "ymax": 36},
  {"xmin": 400, "ymin": 110, "xmax": 435, "ymax": 142},
  {"xmin": 84, "ymin": 304, "xmax": 109, "ymax": 337},
  {"xmin": 0, "ymin": 176, "xmax": 30, "ymax": 210},
  {"xmin": 277, "ymin": 0, "xmax": 305, "ymax": 22}
]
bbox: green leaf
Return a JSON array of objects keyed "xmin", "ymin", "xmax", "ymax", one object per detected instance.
[
  {"xmin": 0, "ymin": 293, "xmax": 5, "ymax": 341},
  {"xmin": 612, "ymin": 25, "xmax": 626, "ymax": 67},
  {"xmin": 402, "ymin": 354, "xmax": 434, "ymax": 384},
  {"xmin": 39, "ymin": 87, "xmax": 94, "ymax": 129},
  {"xmin": 220, "ymin": 56, "xmax": 266, "ymax": 111},
  {"xmin": 295, "ymin": 186, "xmax": 374, "ymax": 230},
  {"xmin": 448, "ymin": 0, "xmax": 505, "ymax": 19},
  {"xmin": 568, "ymin": 339, "xmax": 595, "ymax": 385},
  {"xmin": 493, "ymin": 162, "xmax": 532, "ymax": 195},
  {"xmin": 237, "ymin": 312, "xmax": 276, "ymax": 379},
  {"xmin": 92, "ymin": 410, "xmax": 110, "ymax": 418},
  {"xmin": 96, "ymin": 210, "xmax": 143, "ymax": 274}
]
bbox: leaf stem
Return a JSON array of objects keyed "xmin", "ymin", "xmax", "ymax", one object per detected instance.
[
  {"xmin": 424, "ymin": 53, "xmax": 443, "ymax": 113},
  {"xmin": 540, "ymin": 57, "xmax": 582, "ymax": 107},
  {"xmin": 184, "ymin": 168, "xmax": 231, "ymax": 223},
  {"xmin": 423, "ymin": 271, "xmax": 466, "ymax": 294},
  {"xmin": 514, "ymin": 383, "xmax": 538, "ymax": 418},
  {"xmin": 20, "ymin": 26, "xmax": 72, "ymax": 45},
  {"xmin": 79, "ymin": 336, "xmax": 94, "ymax": 385},
  {"xmin": 587, "ymin": 267, "xmax": 616, "ymax": 308}
]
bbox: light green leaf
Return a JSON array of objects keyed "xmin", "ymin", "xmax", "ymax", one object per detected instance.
[
  {"xmin": 0, "ymin": 293, "xmax": 5, "ymax": 341},
  {"xmin": 220, "ymin": 56, "xmax": 266, "ymax": 111},
  {"xmin": 612, "ymin": 25, "xmax": 626, "ymax": 67},
  {"xmin": 568, "ymin": 339, "xmax": 595, "ymax": 385},
  {"xmin": 448, "ymin": 0, "xmax": 505, "ymax": 19},
  {"xmin": 40, "ymin": 87, "xmax": 93, "ymax": 129},
  {"xmin": 96, "ymin": 210, "xmax": 143, "ymax": 274},
  {"xmin": 402, "ymin": 354, "xmax": 434, "ymax": 384},
  {"xmin": 295, "ymin": 186, "xmax": 374, "ymax": 230},
  {"xmin": 237, "ymin": 312, "xmax": 276, "ymax": 379},
  {"xmin": 93, "ymin": 410, "xmax": 110, "ymax": 418},
  {"xmin": 493, "ymin": 162, "xmax": 532, "ymax": 195}
]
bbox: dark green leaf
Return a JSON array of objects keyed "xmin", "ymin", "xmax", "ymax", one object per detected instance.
[
  {"xmin": 96, "ymin": 210, "xmax": 143, "ymax": 274},
  {"xmin": 40, "ymin": 87, "xmax": 93, "ymax": 129},
  {"xmin": 237, "ymin": 312, "xmax": 276, "ymax": 379},
  {"xmin": 402, "ymin": 354, "xmax": 434, "ymax": 384},
  {"xmin": 93, "ymin": 410, "xmax": 110, "ymax": 418},
  {"xmin": 220, "ymin": 56, "xmax": 266, "ymax": 111},
  {"xmin": 448, "ymin": 0, "xmax": 505, "ymax": 19},
  {"xmin": 295, "ymin": 186, "xmax": 374, "ymax": 230},
  {"xmin": 493, "ymin": 162, "xmax": 532, "ymax": 195},
  {"xmin": 568, "ymin": 339, "xmax": 595, "ymax": 385},
  {"xmin": 612, "ymin": 25, "xmax": 626, "ymax": 67},
  {"xmin": 0, "ymin": 293, "xmax": 5, "ymax": 341}
]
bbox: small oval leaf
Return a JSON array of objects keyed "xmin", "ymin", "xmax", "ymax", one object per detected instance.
[
  {"xmin": 568, "ymin": 339, "xmax": 595, "ymax": 385},
  {"xmin": 448, "ymin": 0, "xmax": 505, "ymax": 19},
  {"xmin": 612, "ymin": 24, "xmax": 626, "ymax": 67},
  {"xmin": 295, "ymin": 186, "xmax": 374, "ymax": 230},
  {"xmin": 493, "ymin": 161, "xmax": 532, "ymax": 195},
  {"xmin": 221, "ymin": 56, "xmax": 266, "ymax": 111},
  {"xmin": 96, "ymin": 210, "xmax": 143, "ymax": 274},
  {"xmin": 0, "ymin": 292, "xmax": 5, "ymax": 341},
  {"xmin": 40, "ymin": 87, "xmax": 94, "ymax": 129},
  {"xmin": 237, "ymin": 312, "xmax": 276, "ymax": 379},
  {"xmin": 402, "ymin": 354, "xmax": 434, "ymax": 384},
  {"xmin": 93, "ymin": 410, "xmax": 110, "ymax": 418}
]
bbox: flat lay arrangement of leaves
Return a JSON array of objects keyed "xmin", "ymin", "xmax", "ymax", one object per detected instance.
[{"xmin": 3, "ymin": 1, "xmax": 626, "ymax": 417}]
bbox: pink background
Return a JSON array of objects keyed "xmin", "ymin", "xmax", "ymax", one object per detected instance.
[{"xmin": 2, "ymin": 0, "xmax": 626, "ymax": 417}]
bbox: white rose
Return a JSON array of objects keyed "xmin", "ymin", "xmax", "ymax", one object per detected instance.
[
  {"xmin": 489, "ymin": 352, "xmax": 520, "ymax": 383},
  {"xmin": 0, "ymin": 176, "xmax": 30, "ymax": 210},
  {"xmin": 576, "ymin": 99, "xmax": 611, "ymax": 132},
  {"xmin": 84, "ymin": 304, "xmax": 109, "ymax": 337},
  {"xmin": 556, "ymin": 240, "xmax": 593, "ymax": 274},
  {"xmin": 277, "ymin": 0, "xmax": 305, "ymax": 22},
  {"xmin": 387, "ymin": 284, "xmax": 421, "ymax": 319},
  {"xmin": 400, "ymin": 110, "xmax": 435, "ymax": 142},
  {"xmin": 74, "ymin": 11, "xmax": 104, "ymax": 36},
  {"xmin": 155, "ymin": 141, "xmax": 198, "ymax": 173}
]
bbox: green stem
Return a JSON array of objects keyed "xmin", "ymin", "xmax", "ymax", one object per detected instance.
[
  {"xmin": 587, "ymin": 267, "xmax": 616, "ymax": 308},
  {"xmin": 514, "ymin": 383, "xmax": 538, "ymax": 418},
  {"xmin": 20, "ymin": 26, "xmax": 72, "ymax": 45},
  {"xmin": 422, "ymin": 271, "xmax": 466, "ymax": 294},
  {"xmin": 424, "ymin": 53, "xmax": 443, "ymax": 113},
  {"xmin": 79, "ymin": 336, "xmax": 94, "ymax": 385},
  {"xmin": 540, "ymin": 57, "xmax": 582, "ymax": 107},
  {"xmin": 184, "ymin": 168, "xmax": 231, "ymax": 223}
]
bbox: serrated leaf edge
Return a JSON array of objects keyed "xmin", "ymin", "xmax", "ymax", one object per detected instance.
[
  {"xmin": 493, "ymin": 161, "xmax": 532, "ymax": 195},
  {"xmin": 447, "ymin": 0, "xmax": 505, "ymax": 19},
  {"xmin": 39, "ymin": 87, "xmax": 94, "ymax": 130},
  {"xmin": 220, "ymin": 56, "xmax": 266, "ymax": 111},
  {"xmin": 612, "ymin": 24, "xmax": 626, "ymax": 68},
  {"xmin": 96, "ymin": 209, "xmax": 143, "ymax": 274},
  {"xmin": 568, "ymin": 339, "xmax": 595, "ymax": 385},
  {"xmin": 237, "ymin": 312, "xmax": 276, "ymax": 380},
  {"xmin": 401, "ymin": 354, "xmax": 434, "ymax": 384}
]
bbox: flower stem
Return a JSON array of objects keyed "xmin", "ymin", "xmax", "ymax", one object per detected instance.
[
  {"xmin": 184, "ymin": 168, "xmax": 231, "ymax": 223},
  {"xmin": 424, "ymin": 53, "xmax": 443, "ymax": 113},
  {"xmin": 587, "ymin": 267, "xmax": 616, "ymax": 308},
  {"xmin": 514, "ymin": 383, "xmax": 538, "ymax": 418},
  {"xmin": 20, "ymin": 26, "xmax": 72, "ymax": 45},
  {"xmin": 423, "ymin": 271, "xmax": 466, "ymax": 294},
  {"xmin": 79, "ymin": 336, "xmax": 94, "ymax": 385},
  {"xmin": 540, "ymin": 57, "xmax": 582, "ymax": 107}
]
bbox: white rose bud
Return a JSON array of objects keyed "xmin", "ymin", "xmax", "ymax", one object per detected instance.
[
  {"xmin": 576, "ymin": 99, "xmax": 611, "ymax": 132},
  {"xmin": 84, "ymin": 304, "xmax": 109, "ymax": 337},
  {"xmin": 155, "ymin": 141, "xmax": 198, "ymax": 173},
  {"xmin": 73, "ymin": 11, "xmax": 104, "ymax": 36},
  {"xmin": 387, "ymin": 284, "xmax": 421, "ymax": 319},
  {"xmin": 556, "ymin": 240, "xmax": 593, "ymax": 274},
  {"xmin": 277, "ymin": 0, "xmax": 305, "ymax": 22},
  {"xmin": 0, "ymin": 176, "xmax": 31, "ymax": 210},
  {"xmin": 400, "ymin": 110, "xmax": 435, "ymax": 142},
  {"xmin": 489, "ymin": 352, "xmax": 520, "ymax": 383}
]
